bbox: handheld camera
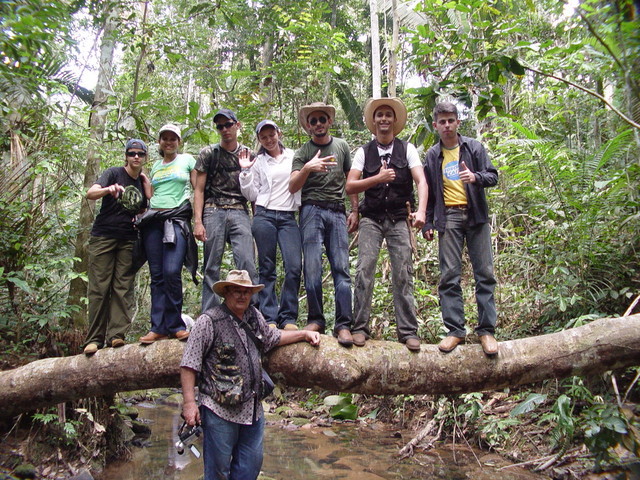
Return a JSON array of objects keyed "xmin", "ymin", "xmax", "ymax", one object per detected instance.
[{"xmin": 175, "ymin": 421, "xmax": 203, "ymax": 459}]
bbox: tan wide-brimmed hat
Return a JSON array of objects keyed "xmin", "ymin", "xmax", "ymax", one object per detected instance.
[
  {"xmin": 363, "ymin": 97, "xmax": 407, "ymax": 136},
  {"xmin": 213, "ymin": 270, "xmax": 264, "ymax": 296},
  {"xmin": 298, "ymin": 102, "xmax": 336, "ymax": 133}
]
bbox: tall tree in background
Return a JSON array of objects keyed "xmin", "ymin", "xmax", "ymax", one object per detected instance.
[{"xmin": 66, "ymin": 6, "xmax": 120, "ymax": 328}]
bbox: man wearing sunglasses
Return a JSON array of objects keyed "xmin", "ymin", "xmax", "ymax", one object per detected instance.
[
  {"xmin": 82, "ymin": 139, "xmax": 151, "ymax": 355},
  {"xmin": 194, "ymin": 109, "xmax": 259, "ymax": 312},
  {"xmin": 289, "ymin": 102, "xmax": 359, "ymax": 347}
]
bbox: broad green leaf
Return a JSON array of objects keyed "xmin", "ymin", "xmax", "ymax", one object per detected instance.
[{"xmin": 511, "ymin": 393, "xmax": 547, "ymax": 416}]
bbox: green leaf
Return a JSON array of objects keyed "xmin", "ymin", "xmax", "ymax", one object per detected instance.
[
  {"xmin": 330, "ymin": 403, "xmax": 358, "ymax": 420},
  {"xmin": 7, "ymin": 277, "xmax": 31, "ymax": 294},
  {"xmin": 511, "ymin": 393, "xmax": 547, "ymax": 416},
  {"xmin": 135, "ymin": 91, "xmax": 152, "ymax": 102}
]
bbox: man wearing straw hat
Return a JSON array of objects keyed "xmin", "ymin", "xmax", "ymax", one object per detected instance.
[
  {"xmin": 346, "ymin": 97, "xmax": 427, "ymax": 351},
  {"xmin": 180, "ymin": 270, "xmax": 320, "ymax": 480},
  {"xmin": 289, "ymin": 102, "xmax": 359, "ymax": 347}
]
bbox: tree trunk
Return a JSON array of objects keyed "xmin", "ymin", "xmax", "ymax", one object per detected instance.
[
  {"xmin": 66, "ymin": 9, "xmax": 119, "ymax": 328},
  {"xmin": 388, "ymin": 0, "xmax": 399, "ymax": 97},
  {"xmin": 370, "ymin": 0, "xmax": 381, "ymax": 99},
  {"xmin": 1, "ymin": 314, "xmax": 639, "ymax": 419}
]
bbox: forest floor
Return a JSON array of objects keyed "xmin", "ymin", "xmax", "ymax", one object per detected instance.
[{"xmin": 1, "ymin": 385, "xmax": 639, "ymax": 480}]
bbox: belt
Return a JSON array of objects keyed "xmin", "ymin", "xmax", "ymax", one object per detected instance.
[
  {"xmin": 302, "ymin": 200, "xmax": 346, "ymax": 214},
  {"xmin": 205, "ymin": 202, "xmax": 245, "ymax": 210},
  {"xmin": 446, "ymin": 204, "xmax": 468, "ymax": 210}
]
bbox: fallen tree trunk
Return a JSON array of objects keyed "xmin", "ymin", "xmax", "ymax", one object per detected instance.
[{"xmin": 1, "ymin": 314, "xmax": 639, "ymax": 419}]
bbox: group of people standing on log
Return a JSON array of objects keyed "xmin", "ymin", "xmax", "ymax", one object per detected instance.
[{"xmin": 80, "ymin": 98, "xmax": 499, "ymax": 479}]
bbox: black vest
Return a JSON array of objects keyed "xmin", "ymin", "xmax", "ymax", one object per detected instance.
[{"xmin": 360, "ymin": 138, "xmax": 414, "ymax": 221}]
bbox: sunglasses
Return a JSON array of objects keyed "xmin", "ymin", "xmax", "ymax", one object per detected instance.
[
  {"xmin": 216, "ymin": 121, "xmax": 236, "ymax": 131},
  {"xmin": 126, "ymin": 151, "xmax": 146, "ymax": 158},
  {"xmin": 309, "ymin": 116, "xmax": 328, "ymax": 126}
]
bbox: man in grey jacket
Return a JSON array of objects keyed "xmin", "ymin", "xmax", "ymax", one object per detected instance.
[{"xmin": 422, "ymin": 101, "xmax": 499, "ymax": 355}]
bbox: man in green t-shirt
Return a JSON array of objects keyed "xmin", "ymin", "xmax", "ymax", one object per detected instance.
[{"xmin": 289, "ymin": 102, "xmax": 359, "ymax": 347}]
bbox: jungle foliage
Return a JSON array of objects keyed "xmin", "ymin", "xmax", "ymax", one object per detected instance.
[{"xmin": 0, "ymin": 0, "xmax": 639, "ymax": 474}]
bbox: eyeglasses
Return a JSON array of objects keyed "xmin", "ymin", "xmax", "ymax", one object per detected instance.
[
  {"xmin": 126, "ymin": 151, "xmax": 147, "ymax": 158},
  {"xmin": 308, "ymin": 116, "xmax": 328, "ymax": 126},
  {"xmin": 216, "ymin": 121, "xmax": 236, "ymax": 131},
  {"xmin": 227, "ymin": 287, "xmax": 253, "ymax": 297}
]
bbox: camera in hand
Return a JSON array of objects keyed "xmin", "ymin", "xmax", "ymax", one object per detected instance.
[{"xmin": 175, "ymin": 421, "xmax": 203, "ymax": 458}]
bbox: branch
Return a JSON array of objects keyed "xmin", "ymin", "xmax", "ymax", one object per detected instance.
[{"xmin": 524, "ymin": 64, "xmax": 640, "ymax": 131}]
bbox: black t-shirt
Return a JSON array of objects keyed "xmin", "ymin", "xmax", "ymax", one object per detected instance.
[{"xmin": 90, "ymin": 167, "xmax": 147, "ymax": 240}]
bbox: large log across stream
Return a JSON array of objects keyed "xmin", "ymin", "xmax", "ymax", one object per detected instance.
[{"xmin": 0, "ymin": 314, "xmax": 639, "ymax": 419}]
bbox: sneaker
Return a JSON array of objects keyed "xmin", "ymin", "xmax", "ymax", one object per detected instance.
[
  {"xmin": 110, "ymin": 339, "xmax": 125, "ymax": 348},
  {"xmin": 83, "ymin": 343, "xmax": 99, "ymax": 355}
]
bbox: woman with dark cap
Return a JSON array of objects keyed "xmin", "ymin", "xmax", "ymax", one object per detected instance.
[
  {"xmin": 239, "ymin": 120, "xmax": 302, "ymax": 330},
  {"xmin": 83, "ymin": 139, "xmax": 150, "ymax": 354},
  {"xmin": 138, "ymin": 124, "xmax": 197, "ymax": 344}
]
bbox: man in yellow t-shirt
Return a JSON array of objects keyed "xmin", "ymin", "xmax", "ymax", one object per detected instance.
[{"xmin": 422, "ymin": 101, "xmax": 499, "ymax": 355}]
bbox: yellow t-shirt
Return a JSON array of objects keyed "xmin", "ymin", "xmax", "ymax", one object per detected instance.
[{"xmin": 442, "ymin": 146, "xmax": 467, "ymax": 206}]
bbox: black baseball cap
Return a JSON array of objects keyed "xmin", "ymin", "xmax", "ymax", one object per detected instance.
[{"xmin": 213, "ymin": 108, "xmax": 238, "ymax": 123}]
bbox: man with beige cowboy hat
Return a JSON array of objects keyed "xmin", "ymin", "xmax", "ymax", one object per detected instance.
[
  {"xmin": 180, "ymin": 269, "xmax": 320, "ymax": 480},
  {"xmin": 346, "ymin": 97, "xmax": 427, "ymax": 351},
  {"xmin": 289, "ymin": 102, "xmax": 359, "ymax": 347}
]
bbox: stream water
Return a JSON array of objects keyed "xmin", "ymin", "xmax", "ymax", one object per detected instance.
[{"xmin": 98, "ymin": 402, "xmax": 547, "ymax": 480}]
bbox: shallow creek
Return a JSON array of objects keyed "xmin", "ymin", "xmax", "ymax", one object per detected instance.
[{"xmin": 98, "ymin": 402, "xmax": 548, "ymax": 480}]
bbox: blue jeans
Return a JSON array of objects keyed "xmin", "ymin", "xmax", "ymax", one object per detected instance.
[
  {"xmin": 200, "ymin": 406, "xmax": 264, "ymax": 480},
  {"xmin": 438, "ymin": 208, "xmax": 497, "ymax": 338},
  {"xmin": 252, "ymin": 206, "xmax": 301, "ymax": 327},
  {"xmin": 143, "ymin": 221, "xmax": 187, "ymax": 335},
  {"xmin": 299, "ymin": 205, "xmax": 352, "ymax": 333},
  {"xmin": 201, "ymin": 207, "xmax": 258, "ymax": 312},
  {"xmin": 353, "ymin": 217, "xmax": 418, "ymax": 342}
]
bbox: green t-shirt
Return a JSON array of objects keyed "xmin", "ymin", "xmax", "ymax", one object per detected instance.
[
  {"xmin": 292, "ymin": 137, "xmax": 351, "ymax": 204},
  {"xmin": 149, "ymin": 153, "xmax": 196, "ymax": 208}
]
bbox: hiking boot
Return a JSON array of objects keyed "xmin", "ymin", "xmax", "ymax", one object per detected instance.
[{"xmin": 83, "ymin": 343, "xmax": 99, "ymax": 355}]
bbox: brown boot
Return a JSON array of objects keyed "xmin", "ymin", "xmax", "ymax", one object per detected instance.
[
  {"xmin": 438, "ymin": 336, "xmax": 463, "ymax": 353},
  {"xmin": 336, "ymin": 329, "xmax": 353, "ymax": 347},
  {"xmin": 479, "ymin": 334, "xmax": 498, "ymax": 356},
  {"xmin": 405, "ymin": 338, "xmax": 421, "ymax": 352},
  {"xmin": 174, "ymin": 330, "xmax": 190, "ymax": 341},
  {"xmin": 139, "ymin": 332, "xmax": 169, "ymax": 344},
  {"xmin": 352, "ymin": 333, "xmax": 366, "ymax": 347},
  {"xmin": 303, "ymin": 323, "xmax": 325, "ymax": 334}
]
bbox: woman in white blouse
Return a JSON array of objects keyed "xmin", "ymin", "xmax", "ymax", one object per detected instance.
[{"xmin": 239, "ymin": 120, "xmax": 302, "ymax": 330}]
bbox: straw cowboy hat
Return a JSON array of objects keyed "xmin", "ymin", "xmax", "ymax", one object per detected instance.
[
  {"xmin": 298, "ymin": 102, "xmax": 336, "ymax": 133},
  {"xmin": 363, "ymin": 97, "xmax": 407, "ymax": 136},
  {"xmin": 213, "ymin": 270, "xmax": 264, "ymax": 296}
]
